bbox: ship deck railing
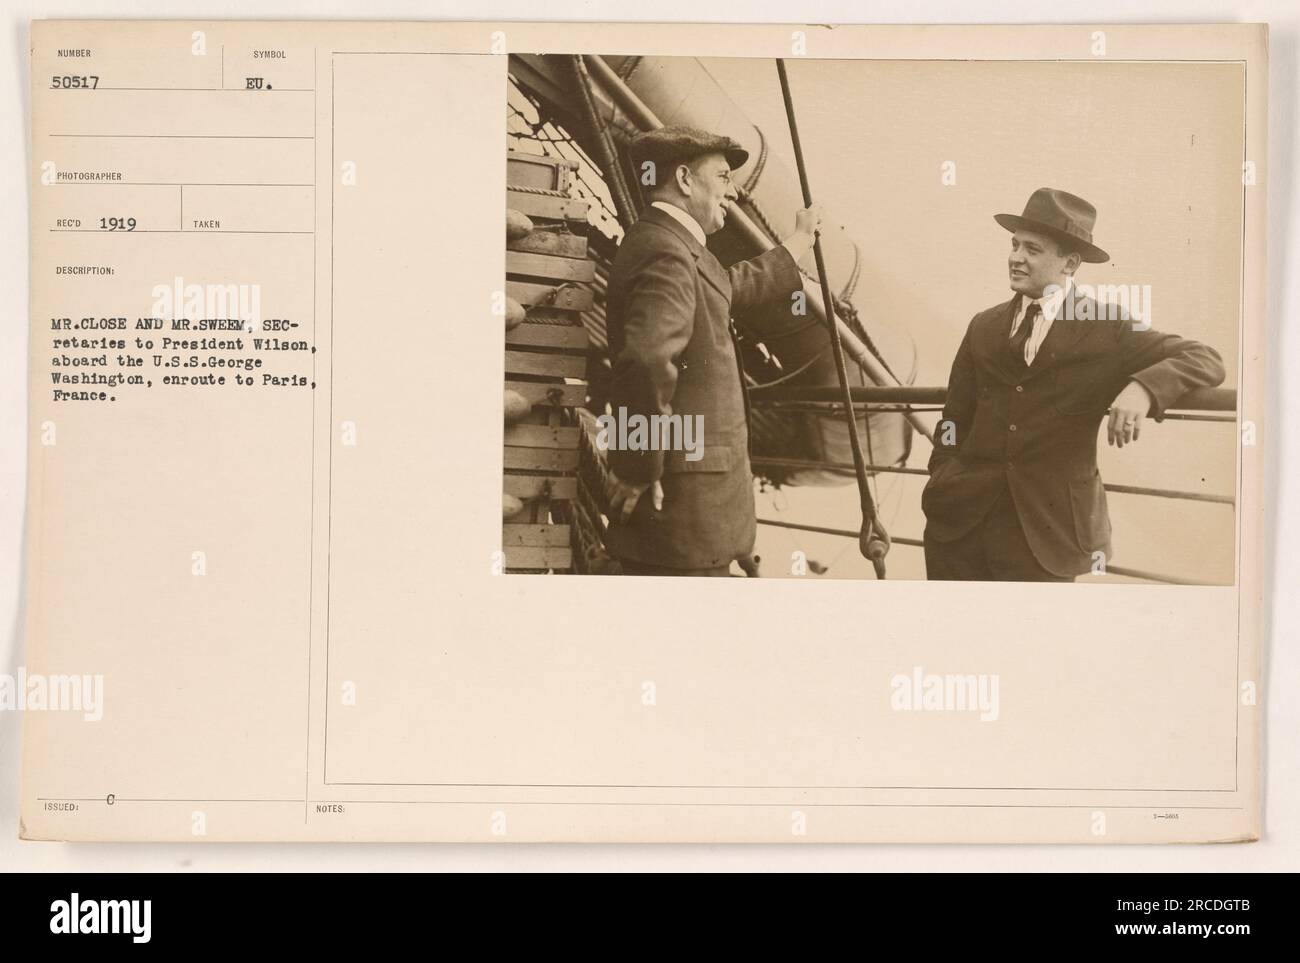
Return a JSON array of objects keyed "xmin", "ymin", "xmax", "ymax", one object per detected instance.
[{"xmin": 748, "ymin": 384, "xmax": 1237, "ymax": 585}]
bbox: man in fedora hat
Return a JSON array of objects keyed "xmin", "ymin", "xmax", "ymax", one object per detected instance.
[
  {"xmin": 603, "ymin": 125, "xmax": 823, "ymax": 576},
  {"xmin": 921, "ymin": 188, "xmax": 1226, "ymax": 581}
]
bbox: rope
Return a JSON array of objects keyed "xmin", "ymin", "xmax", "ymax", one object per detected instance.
[
  {"xmin": 507, "ymin": 183, "xmax": 572, "ymax": 198},
  {"xmin": 840, "ymin": 240, "xmax": 863, "ymax": 303},
  {"xmin": 742, "ymin": 124, "xmax": 769, "ymax": 196},
  {"xmin": 739, "ymin": 184, "xmax": 900, "ymax": 386},
  {"xmin": 738, "ymin": 188, "xmax": 783, "ymax": 245},
  {"xmin": 507, "ymin": 87, "xmax": 623, "ymax": 240},
  {"xmin": 616, "ymin": 56, "xmax": 642, "ymax": 82},
  {"xmin": 569, "ymin": 55, "xmax": 640, "ymax": 231},
  {"xmin": 525, "ymin": 311, "xmax": 584, "ymax": 326},
  {"xmin": 832, "ymin": 294, "xmax": 902, "ymax": 384},
  {"xmin": 748, "ymin": 344, "xmax": 830, "ymax": 389}
]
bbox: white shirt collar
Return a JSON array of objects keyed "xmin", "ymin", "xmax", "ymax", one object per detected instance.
[
  {"xmin": 1020, "ymin": 277, "xmax": 1074, "ymax": 323},
  {"xmin": 650, "ymin": 201, "xmax": 707, "ymax": 247}
]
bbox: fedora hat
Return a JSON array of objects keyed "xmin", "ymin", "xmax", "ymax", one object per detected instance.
[
  {"xmin": 630, "ymin": 125, "xmax": 749, "ymax": 173},
  {"xmin": 994, "ymin": 188, "xmax": 1109, "ymax": 264}
]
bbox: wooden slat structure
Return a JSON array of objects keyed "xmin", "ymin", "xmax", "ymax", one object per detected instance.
[
  {"xmin": 504, "ymin": 349, "xmax": 586, "ymax": 379},
  {"xmin": 506, "ymin": 322, "xmax": 590, "ymax": 351},
  {"xmin": 506, "ymin": 188, "xmax": 589, "ymax": 223},
  {"xmin": 506, "ymin": 151, "xmax": 577, "ymax": 193},
  {"xmin": 506, "ymin": 279, "xmax": 594, "ymax": 312},
  {"xmin": 505, "ymin": 379, "xmax": 586, "ymax": 409},
  {"xmin": 507, "ymin": 250, "xmax": 596, "ymax": 283},
  {"xmin": 503, "ymin": 473, "xmax": 579, "ymax": 501},
  {"xmin": 503, "ymin": 524, "xmax": 573, "ymax": 547},
  {"xmin": 503, "ymin": 150, "xmax": 593, "ymax": 573},
  {"xmin": 503, "ymin": 423, "xmax": 582, "ymax": 448},
  {"xmin": 507, "ymin": 230, "xmax": 589, "ymax": 259},
  {"xmin": 503, "ymin": 447, "xmax": 580, "ymax": 471}
]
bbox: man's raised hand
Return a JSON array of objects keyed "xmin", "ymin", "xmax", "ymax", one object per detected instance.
[
  {"xmin": 795, "ymin": 202, "xmax": 825, "ymax": 238},
  {"xmin": 782, "ymin": 203, "xmax": 826, "ymax": 262},
  {"xmin": 606, "ymin": 470, "xmax": 665, "ymax": 524}
]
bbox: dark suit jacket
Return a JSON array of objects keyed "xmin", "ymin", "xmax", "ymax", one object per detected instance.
[
  {"xmin": 922, "ymin": 288, "xmax": 1226, "ymax": 577},
  {"xmin": 604, "ymin": 205, "xmax": 801, "ymax": 569}
]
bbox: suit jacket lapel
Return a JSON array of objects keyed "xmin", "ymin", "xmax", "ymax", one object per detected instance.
[
  {"xmin": 1023, "ymin": 286, "xmax": 1092, "ymax": 378},
  {"xmin": 980, "ymin": 296, "xmax": 1025, "ymax": 384},
  {"xmin": 697, "ymin": 248, "xmax": 732, "ymax": 302},
  {"xmin": 640, "ymin": 206, "xmax": 732, "ymax": 303},
  {"xmin": 641, "ymin": 205, "xmax": 702, "ymax": 253}
]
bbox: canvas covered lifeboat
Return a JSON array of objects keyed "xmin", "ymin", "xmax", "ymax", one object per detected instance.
[{"xmin": 509, "ymin": 54, "xmax": 920, "ymax": 487}]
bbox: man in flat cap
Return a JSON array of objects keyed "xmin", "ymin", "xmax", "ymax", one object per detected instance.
[
  {"xmin": 602, "ymin": 125, "xmax": 822, "ymax": 576},
  {"xmin": 922, "ymin": 188, "xmax": 1226, "ymax": 581}
]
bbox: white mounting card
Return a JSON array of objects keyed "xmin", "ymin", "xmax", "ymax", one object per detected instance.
[{"xmin": 21, "ymin": 20, "xmax": 1265, "ymax": 842}]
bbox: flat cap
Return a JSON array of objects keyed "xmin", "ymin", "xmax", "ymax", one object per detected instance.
[{"xmin": 629, "ymin": 125, "xmax": 749, "ymax": 173}]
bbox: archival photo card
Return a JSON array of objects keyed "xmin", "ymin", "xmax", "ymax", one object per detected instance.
[{"xmin": 20, "ymin": 20, "xmax": 1265, "ymax": 843}]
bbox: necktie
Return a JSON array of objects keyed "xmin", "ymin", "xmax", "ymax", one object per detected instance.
[{"xmin": 1010, "ymin": 301, "xmax": 1041, "ymax": 366}]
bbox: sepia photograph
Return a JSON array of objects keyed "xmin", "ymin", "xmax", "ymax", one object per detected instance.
[
  {"xmin": 4, "ymin": 9, "xmax": 1282, "ymax": 883},
  {"xmin": 503, "ymin": 54, "xmax": 1240, "ymax": 584}
]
